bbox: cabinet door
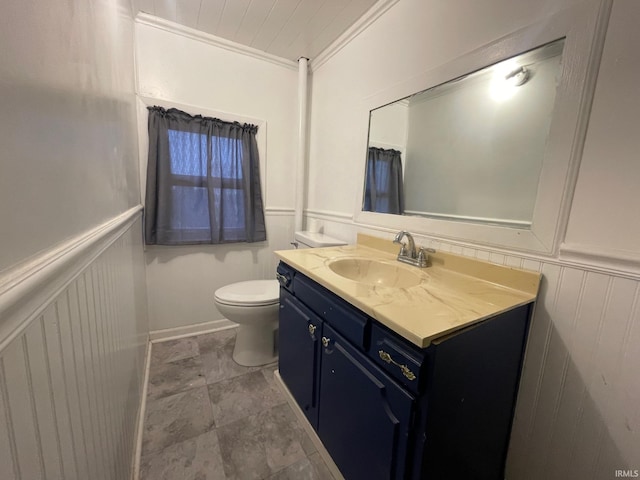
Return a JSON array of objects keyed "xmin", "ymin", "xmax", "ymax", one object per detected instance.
[
  {"xmin": 278, "ymin": 290, "xmax": 322, "ymax": 429},
  {"xmin": 319, "ymin": 324, "xmax": 414, "ymax": 480}
]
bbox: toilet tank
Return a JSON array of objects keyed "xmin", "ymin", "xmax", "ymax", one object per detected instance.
[{"xmin": 294, "ymin": 231, "xmax": 347, "ymax": 249}]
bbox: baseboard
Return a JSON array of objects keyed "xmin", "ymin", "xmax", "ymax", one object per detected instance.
[
  {"xmin": 131, "ymin": 336, "xmax": 152, "ymax": 480},
  {"xmin": 149, "ymin": 319, "xmax": 237, "ymax": 343},
  {"xmin": 273, "ymin": 370, "xmax": 345, "ymax": 480}
]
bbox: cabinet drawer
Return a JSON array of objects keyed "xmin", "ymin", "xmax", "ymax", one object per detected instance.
[
  {"xmin": 294, "ymin": 274, "xmax": 369, "ymax": 349},
  {"xmin": 370, "ymin": 324, "xmax": 426, "ymax": 393}
]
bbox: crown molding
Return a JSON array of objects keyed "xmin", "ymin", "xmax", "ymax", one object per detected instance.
[
  {"xmin": 135, "ymin": 2, "xmax": 400, "ymax": 74},
  {"xmin": 310, "ymin": 0, "xmax": 400, "ymax": 72},
  {"xmin": 135, "ymin": 13, "xmax": 298, "ymax": 71}
]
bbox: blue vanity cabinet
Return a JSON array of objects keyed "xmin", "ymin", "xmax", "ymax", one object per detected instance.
[
  {"xmin": 318, "ymin": 323, "xmax": 414, "ymax": 480},
  {"xmin": 415, "ymin": 304, "xmax": 531, "ymax": 480},
  {"xmin": 278, "ymin": 289, "xmax": 323, "ymax": 429},
  {"xmin": 277, "ymin": 261, "xmax": 533, "ymax": 480}
]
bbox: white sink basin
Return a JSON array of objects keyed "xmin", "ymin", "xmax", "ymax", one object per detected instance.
[{"xmin": 327, "ymin": 257, "xmax": 425, "ymax": 288}]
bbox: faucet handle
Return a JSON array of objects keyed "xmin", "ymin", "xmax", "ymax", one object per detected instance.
[
  {"xmin": 416, "ymin": 247, "xmax": 435, "ymax": 267},
  {"xmin": 416, "ymin": 248, "xmax": 427, "ymax": 267},
  {"xmin": 396, "ymin": 242, "xmax": 408, "ymax": 257}
]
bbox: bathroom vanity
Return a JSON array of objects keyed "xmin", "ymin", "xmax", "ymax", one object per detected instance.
[{"xmin": 275, "ymin": 234, "xmax": 540, "ymax": 480}]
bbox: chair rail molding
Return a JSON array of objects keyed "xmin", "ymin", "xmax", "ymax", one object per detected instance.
[
  {"xmin": 305, "ymin": 209, "xmax": 354, "ymax": 224},
  {"xmin": 0, "ymin": 205, "xmax": 143, "ymax": 353},
  {"xmin": 265, "ymin": 207, "xmax": 296, "ymax": 216},
  {"xmin": 560, "ymin": 242, "xmax": 640, "ymax": 278}
]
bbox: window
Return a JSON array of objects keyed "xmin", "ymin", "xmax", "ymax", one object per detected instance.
[{"xmin": 144, "ymin": 107, "xmax": 266, "ymax": 245}]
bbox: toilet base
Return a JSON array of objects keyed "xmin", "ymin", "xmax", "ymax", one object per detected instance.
[{"xmin": 232, "ymin": 323, "xmax": 278, "ymax": 367}]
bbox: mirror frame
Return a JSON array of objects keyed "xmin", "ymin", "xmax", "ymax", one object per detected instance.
[{"xmin": 353, "ymin": 0, "xmax": 610, "ymax": 255}]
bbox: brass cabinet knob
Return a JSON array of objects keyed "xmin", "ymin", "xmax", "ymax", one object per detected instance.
[
  {"xmin": 308, "ymin": 324, "xmax": 317, "ymax": 335},
  {"xmin": 321, "ymin": 336, "xmax": 330, "ymax": 348}
]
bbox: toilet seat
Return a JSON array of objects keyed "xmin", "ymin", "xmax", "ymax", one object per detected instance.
[{"xmin": 214, "ymin": 279, "xmax": 280, "ymax": 307}]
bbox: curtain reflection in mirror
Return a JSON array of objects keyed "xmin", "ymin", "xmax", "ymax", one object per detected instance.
[{"xmin": 363, "ymin": 147, "xmax": 404, "ymax": 214}]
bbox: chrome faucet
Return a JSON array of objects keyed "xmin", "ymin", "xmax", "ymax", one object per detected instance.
[{"xmin": 393, "ymin": 231, "xmax": 435, "ymax": 268}]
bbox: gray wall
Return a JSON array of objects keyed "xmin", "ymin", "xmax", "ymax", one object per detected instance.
[{"xmin": 0, "ymin": 0, "xmax": 141, "ymax": 272}]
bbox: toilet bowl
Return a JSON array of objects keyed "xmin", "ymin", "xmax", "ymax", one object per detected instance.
[
  {"xmin": 214, "ymin": 280, "xmax": 280, "ymax": 367},
  {"xmin": 215, "ymin": 231, "xmax": 347, "ymax": 367}
]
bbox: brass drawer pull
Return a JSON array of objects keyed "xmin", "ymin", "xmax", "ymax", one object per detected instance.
[
  {"xmin": 321, "ymin": 336, "xmax": 330, "ymax": 348},
  {"xmin": 308, "ymin": 324, "xmax": 317, "ymax": 335},
  {"xmin": 378, "ymin": 350, "xmax": 417, "ymax": 381}
]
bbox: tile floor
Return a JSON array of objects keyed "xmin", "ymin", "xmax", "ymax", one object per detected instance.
[{"xmin": 139, "ymin": 327, "xmax": 336, "ymax": 480}]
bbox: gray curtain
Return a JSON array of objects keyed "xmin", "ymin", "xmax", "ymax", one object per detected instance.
[
  {"xmin": 363, "ymin": 147, "xmax": 404, "ymax": 214},
  {"xmin": 144, "ymin": 106, "xmax": 266, "ymax": 245}
]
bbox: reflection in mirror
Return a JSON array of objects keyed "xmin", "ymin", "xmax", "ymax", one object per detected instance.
[
  {"xmin": 363, "ymin": 38, "xmax": 565, "ymax": 228},
  {"xmin": 363, "ymin": 147, "xmax": 404, "ymax": 214}
]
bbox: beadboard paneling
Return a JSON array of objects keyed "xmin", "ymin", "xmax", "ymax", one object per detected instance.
[
  {"xmin": 314, "ymin": 213, "xmax": 640, "ymax": 479},
  {"xmin": 0, "ymin": 374, "xmax": 17, "ymax": 480},
  {"xmin": 0, "ymin": 217, "xmax": 148, "ymax": 480}
]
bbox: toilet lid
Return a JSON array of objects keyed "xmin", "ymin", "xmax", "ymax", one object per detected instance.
[{"xmin": 214, "ymin": 280, "xmax": 280, "ymax": 306}]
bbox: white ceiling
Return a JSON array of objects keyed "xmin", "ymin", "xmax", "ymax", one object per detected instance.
[{"xmin": 132, "ymin": 0, "xmax": 380, "ymax": 62}]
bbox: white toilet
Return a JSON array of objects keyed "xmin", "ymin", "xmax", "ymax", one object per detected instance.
[{"xmin": 213, "ymin": 231, "xmax": 347, "ymax": 367}]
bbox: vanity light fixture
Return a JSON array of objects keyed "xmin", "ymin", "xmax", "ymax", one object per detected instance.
[
  {"xmin": 505, "ymin": 65, "xmax": 530, "ymax": 86},
  {"xmin": 489, "ymin": 62, "xmax": 528, "ymax": 102}
]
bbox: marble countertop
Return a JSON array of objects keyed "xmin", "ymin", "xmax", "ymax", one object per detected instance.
[{"xmin": 275, "ymin": 234, "xmax": 541, "ymax": 348}]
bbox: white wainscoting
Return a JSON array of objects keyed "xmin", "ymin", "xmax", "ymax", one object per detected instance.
[
  {"xmin": 0, "ymin": 208, "xmax": 149, "ymax": 480},
  {"xmin": 309, "ymin": 210, "xmax": 640, "ymax": 479}
]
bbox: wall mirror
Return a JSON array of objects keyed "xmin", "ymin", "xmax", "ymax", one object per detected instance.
[
  {"xmin": 365, "ymin": 39, "xmax": 564, "ymax": 228},
  {"xmin": 354, "ymin": 0, "xmax": 608, "ymax": 254}
]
